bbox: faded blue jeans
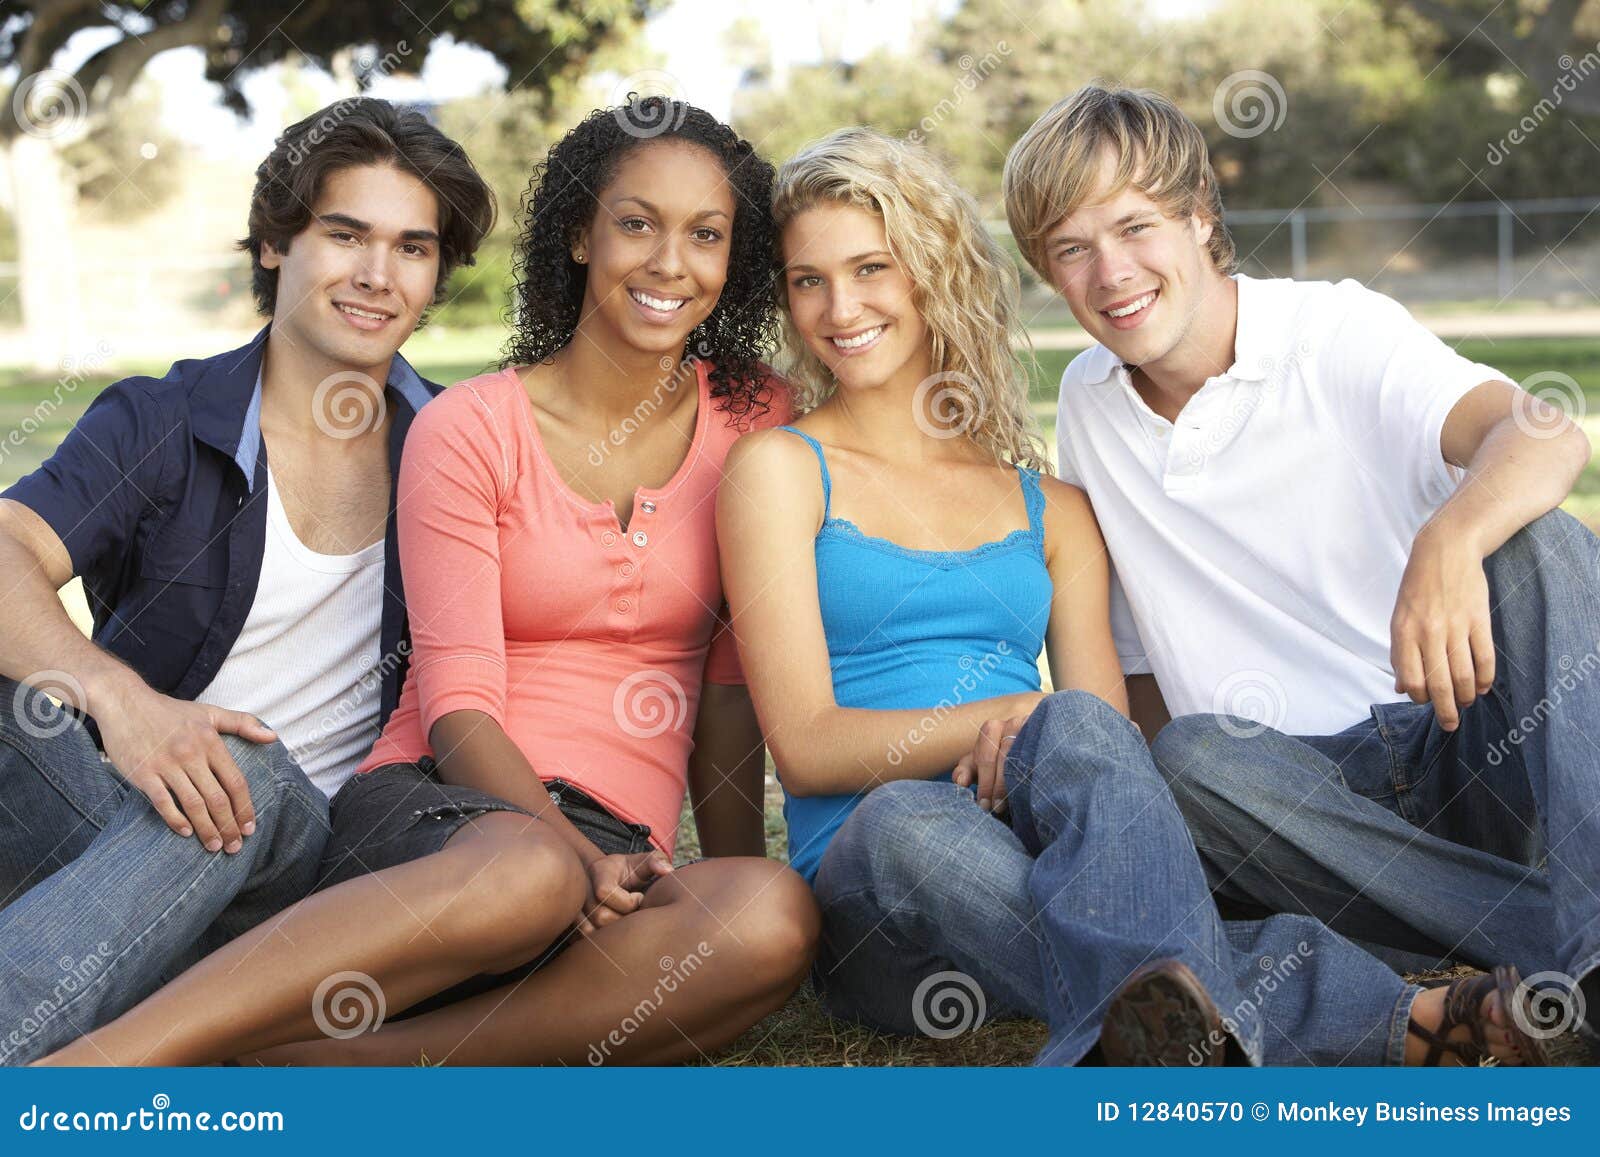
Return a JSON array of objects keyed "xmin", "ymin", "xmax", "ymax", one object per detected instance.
[
  {"xmin": 1151, "ymin": 510, "xmax": 1600, "ymax": 1026},
  {"xmin": 812, "ymin": 690, "xmax": 1420, "ymax": 1066},
  {"xmin": 0, "ymin": 676, "xmax": 329, "ymax": 1064}
]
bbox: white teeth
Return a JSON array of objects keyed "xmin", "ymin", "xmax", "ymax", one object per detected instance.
[
  {"xmin": 1106, "ymin": 292, "xmax": 1156, "ymax": 319},
  {"xmin": 832, "ymin": 325, "xmax": 884, "ymax": 350},
  {"xmin": 630, "ymin": 289, "xmax": 687, "ymax": 312},
  {"xmin": 339, "ymin": 304, "xmax": 388, "ymax": 321}
]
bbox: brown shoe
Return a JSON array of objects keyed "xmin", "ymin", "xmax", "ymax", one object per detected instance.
[{"xmin": 1100, "ymin": 959, "xmax": 1233, "ymax": 1066}]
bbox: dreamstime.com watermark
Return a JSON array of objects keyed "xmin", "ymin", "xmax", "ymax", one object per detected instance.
[
  {"xmin": 907, "ymin": 42, "xmax": 1011, "ymax": 145},
  {"xmin": 586, "ymin": 348, "xmax": 707, "ymax": 466},
  {"xmin": 1484, "ymin": 648, "xmax": 1600, "ymax": 766},
  {"xmin": 288, "ymin": 640, "xmax": 411, "ymax": 769},
  {"xmin": 885, "ymin": 642, "xmax": 1013, "ymax": 767},
  {"xmin": 587, "ymin": 943, "xmax": 715, "ymax": 1064},
  {"xmin": 286, "ymin": 42, "xmax": 414, "ymax": 165},
  {"xmin": 613, "ymin": 669, "xmax": 690, "ymax": 739},
  {"xmin": 1486, "ymin": 41, "xmax": 1600, "ymax": 165},
  {"xmin": 2, "ymin": 944, "xmax": 112, "ymax": 1062},
  {"xmin": 1186, "ymin": 940, "xmax": 1316, "ymax": 1065},
  {"xmin": 912, "ymin": 970, "xmax": 988, "ymax": 1039},
  {"xmin": 17, "ymin": 1095, "xmax": 283, "ymax": 1134},
  {"xmin": 1212, "ymin": 70, "xmax": 1288, "ymax": 139},
  {"xmin": 1210, "ymin": 669, "xmax": 1290, "ymax": 739},
  {"xmin": 0, "ymin": 341, "xmax": 115, "ymax": 470},
  {"xmin": 311, "ymin": 970, "xmax": 387, "ymax": 1040}
]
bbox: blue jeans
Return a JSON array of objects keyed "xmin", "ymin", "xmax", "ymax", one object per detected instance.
[
  {"xmin": 1150, "ymin": 510, "xmax": 1600, "ymax": 1014},
  {"xmin": 813, "ymin": 691, "xmax": 1418, "ymax": 1066},
  {"xmin": 0, "ymin": 677, "xmax": 329, "ymax": 1064}
]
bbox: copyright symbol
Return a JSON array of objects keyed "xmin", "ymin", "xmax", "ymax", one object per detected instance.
[{"xmin": 1252, "ymin": 1103, "xmax": 1270, "ymax": 1121}]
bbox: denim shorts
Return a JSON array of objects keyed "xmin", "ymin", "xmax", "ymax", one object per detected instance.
[
  {"xmin": 317, "ymin": 760, "xmax": 656, "ymax": 890},
  {"xmin": 313, "ymin": 762, "xmax": 659, "ymax": 1016}
]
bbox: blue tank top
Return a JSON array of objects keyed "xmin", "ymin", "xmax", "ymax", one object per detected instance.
[{"xmin": 775, "ymin": 426, "xmax": 1053, "ymax": 882}]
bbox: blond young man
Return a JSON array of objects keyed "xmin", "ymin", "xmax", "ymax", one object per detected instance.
[{"xmin": 998, "ymin": 83, "xmax": 1597, "ymax": 1061}]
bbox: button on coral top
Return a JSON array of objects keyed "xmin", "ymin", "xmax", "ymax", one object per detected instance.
[{"xmin": 358, "ymin": 360, "xmax": 790, "ymax": 855}]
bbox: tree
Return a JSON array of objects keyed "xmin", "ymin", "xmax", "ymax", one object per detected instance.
[
  {"xmin": 0, "ymin": 0, "xmax": 656, "ymax": 369},
  {"xmin": 1394, "ymin": 1, "xmax": 1600, "ymax": 116}
]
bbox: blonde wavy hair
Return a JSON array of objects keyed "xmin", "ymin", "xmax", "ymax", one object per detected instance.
[{"xmin": 771, "ymin": 128, "xmax": 1049, "ymax": 471}]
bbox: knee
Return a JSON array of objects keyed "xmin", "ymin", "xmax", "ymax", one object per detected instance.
[
  {"xmin": 452, "ymin": 827, "xmax": 588, "ymax": 972},
  {"xmin": 838, "ymin": 780, "xmax": 982, "ymax": 892},
  {"xmin": 1150, "ymin": 713, "xmax": 1252, "ymax": 786},
  {"xmin": 222, "ymin": 735, "xmax": 326, "ymax": 822},
  {"xmin": 1149, "ymin": 715, "xmax": 1269, "ymax": 831},
  {"xmin": 1494, "ymin": 508, "xmax": 1589, "ymax": 567},
  {"xmin": 1013, "ymin": 690, "xmax": 1144, "ymax": 774},
  {"xmin": 700, "ymin": 859, "xmax": 820, "ymax": 993}
]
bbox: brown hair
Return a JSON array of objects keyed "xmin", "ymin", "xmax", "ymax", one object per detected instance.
[
  {"xmin": 1003, "ymin": 83, "xmax": 1235, "ymax": 280},
  {"xmin": 239, "ymin": 98, "xmax": 496, "ymax": 315}
]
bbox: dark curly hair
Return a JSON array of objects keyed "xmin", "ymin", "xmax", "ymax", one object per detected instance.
[
  {"xmin": 240, "ymin": 98, "xmax": 495, "ymax": 315},
  {"xmin": 503, "ymin": 96, "xmax": 781, "ymax": 419}
]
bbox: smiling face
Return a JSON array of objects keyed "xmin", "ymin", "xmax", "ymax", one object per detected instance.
[
  {"xmin": 262, "ymin": 163, "xmax": 441, "ymax": 376},
  {"xmin": 574, "ymin": 139, "xmax": 735, "ymax": 359},
  {"xmin": 781, "ymin": 202, "xmax": 930, "ymax": 395},
  {"xmin": 1042, "ymin": 151, "xmax": 1226, "ymax": 373}
]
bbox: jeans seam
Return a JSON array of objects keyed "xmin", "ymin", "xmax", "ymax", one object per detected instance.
[{"xmin": 1387, "ymin": 984, "xmax": 1420, "ymax": 1066}]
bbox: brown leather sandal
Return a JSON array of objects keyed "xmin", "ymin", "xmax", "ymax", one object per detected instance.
[{"xmin": 1407, "ymin": 964, "xmax": 1551, "ymax": 1066}]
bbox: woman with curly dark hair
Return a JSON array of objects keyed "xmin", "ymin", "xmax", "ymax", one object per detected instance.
[{"xmin": 53, "ymin": 98, "xmax": 818, "ymax": 1067}]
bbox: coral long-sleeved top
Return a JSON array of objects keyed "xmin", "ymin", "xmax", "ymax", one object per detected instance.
[{"xmin": 358, "ymin": 361, "xmax": 788, "ymax": 854}]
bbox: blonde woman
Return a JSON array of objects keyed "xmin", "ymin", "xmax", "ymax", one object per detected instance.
[{"xmin": 715, "ymin": 128, "xmax": 1525, "ymax": 1068}]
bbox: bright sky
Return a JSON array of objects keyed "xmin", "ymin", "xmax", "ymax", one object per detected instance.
[{"xmin": 55, "ymin": 0, "xmax": 1216, "ymax": 160}]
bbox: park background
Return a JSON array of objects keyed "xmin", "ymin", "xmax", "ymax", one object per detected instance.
[{"xmin": 0, "ymin": 0, "xmax": 1596, "ymax": 1064}]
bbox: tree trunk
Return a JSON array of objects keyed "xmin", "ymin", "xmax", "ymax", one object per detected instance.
[{"xmin": 7, "ymin": 133, "xmax": 83, "ymax": 373}]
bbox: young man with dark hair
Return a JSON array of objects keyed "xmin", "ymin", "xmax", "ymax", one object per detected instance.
[
  {"xmin": 0, "ymin": 97, "xmax": 494, "ymax": 1064},
  {"xmin": 998, "ymin": 82, "xmax": 1598, "ymax": 1060}
]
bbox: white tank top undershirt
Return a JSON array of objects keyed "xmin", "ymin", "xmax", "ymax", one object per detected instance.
[{"xmin": 195, "ymin": 467, "xmax": 386, "ymax": 798}]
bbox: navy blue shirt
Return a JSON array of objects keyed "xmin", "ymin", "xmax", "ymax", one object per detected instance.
[{"xmin": 3, "ymin": 326, "xmax": 440, "ymax": 733}]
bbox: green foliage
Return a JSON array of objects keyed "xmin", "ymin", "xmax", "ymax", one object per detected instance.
[{"xmin": 732, "ymin": 0, "xmax": 1600, "ymax": 213}]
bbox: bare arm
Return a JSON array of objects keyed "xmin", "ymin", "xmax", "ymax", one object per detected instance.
[
  {"xmin": 717, "ymin": 431, "xmax": 1044, "ymax": 798},
  {"xmin": 686, "ymin": 681, "xmax": 768, "ymax": 858},
  {"xmin": 0, "ymin": 499, "xmax": 273, "ymax": 852},
  {"xmin": 956, "ymin": 477, "xmax": 1128, "ymax": 808},
  {"xmin": 1392, "ymin": 380, "xmax": 1592, "ymax": 728},
  {"xmin": 1125, "ymin": 674, "xmax": 1171, "ymax": 744},
  {"xmin": 1038, "ymin": 477, "xmax": 1128, "ymax": 715},
  {"xmin": 427, "ymin": 710, "xmax": 603, "ymax": 866}
]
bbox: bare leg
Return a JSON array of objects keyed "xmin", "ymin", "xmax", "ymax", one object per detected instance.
[
  {"xmin": 250, "ymin": 857, "xmax": 818, "ymax": 1066},
  {"xmin": 38, "ymin": 813, "xmax": 587, "ymax": 1066}
]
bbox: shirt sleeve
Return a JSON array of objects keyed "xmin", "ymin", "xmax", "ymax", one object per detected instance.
[
  {"xmin": 1318, "ymin": 280, "xmax": 1509, "ymax": 508},
  {"xmin": 396, "ymin": 384, "xmax": 512, "ymax": 736},
  {"xmin": 2, "ymin": 380, "xmax": 167, "ymax": 577}
]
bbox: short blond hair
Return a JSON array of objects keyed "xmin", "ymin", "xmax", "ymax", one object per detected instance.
[{"xmin": 1002, "ymin": 83, "xmax": 1235, "ymax": 281}]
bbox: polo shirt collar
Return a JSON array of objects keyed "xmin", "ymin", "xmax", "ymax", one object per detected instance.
[
  {"xmin": 1075, "ymin": 274, "xmax": 1287, "ymax": 387},
  {"xmin": 192, "ymin": 323, "xmax": 433, "ymax": 493}
]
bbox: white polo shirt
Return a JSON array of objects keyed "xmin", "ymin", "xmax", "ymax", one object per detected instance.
[{"xmin": 1056, "ymin": 275, "xmax": 1508, "ymax": 735}]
